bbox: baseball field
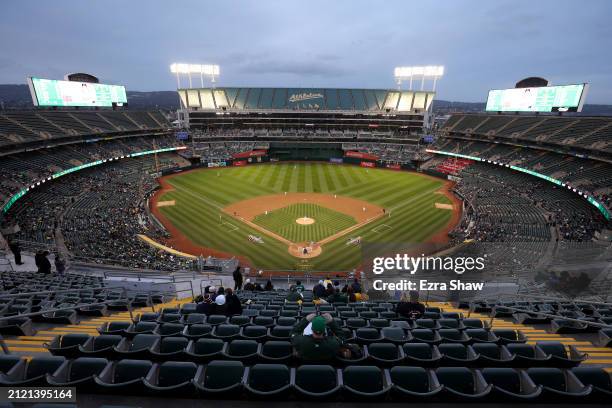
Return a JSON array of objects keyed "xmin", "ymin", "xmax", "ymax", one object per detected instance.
[{"xmin": 150, "ymin": 162, "xmax": 460, "ymax": 271}]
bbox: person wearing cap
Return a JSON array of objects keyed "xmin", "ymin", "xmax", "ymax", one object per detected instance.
[
  {"xmin": 243, "ymin": 279, "xmax": 255, "ymax": 291},
  {"xmin": 291, "ymin": 312, "xmax": 345, "ymax": 361},
  {"xmin": 312, "ymin": 280, "xmax": 326, "ymax": 298},
  {"xmin": 285, "ymin": 285, "xmax": 303, "ymax": 303},
  {"xmin": 213, "ymin": 294, "xmax": 228, "ymax": 315}
]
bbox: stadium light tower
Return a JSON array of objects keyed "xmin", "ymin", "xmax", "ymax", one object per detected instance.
[
  {"xmin": 170, "ymin": 63, "xmax": 220, "ymax": 88},
  {"xmin": 394, "ymin": 66, "xmax": 444, "ymax": 91}
]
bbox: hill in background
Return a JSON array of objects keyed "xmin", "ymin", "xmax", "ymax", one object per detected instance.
[{"xmin": 1, "ymin": 84, "xmax": 611, "ymax": 115}]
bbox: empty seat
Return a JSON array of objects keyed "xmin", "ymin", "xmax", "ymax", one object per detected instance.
[
  {"xmin": 185, "ymin": 338, "xmax": 226, "ymax": 363},
  {"xmin": 438, "ymin": 328, "xmax": 470, "ymax": 344},
  {"xmin": 537, "ymin": 341, "xmax": 586, "ymax": 367},
  {"xmin": 114, "ymin": 334, "xmax": 160, "ymax": 360},
  {"xmin": 276, "ymin": 316, "xmax": 296, "ymax": 326},
  {"xmin": 47, "ymin": 357, "xmax": 108, "ymax": 390},
  {"xmin": 230, "ymin": 315, "xmax": 251, "ymax": 326},
  {"xmin": 492, "ymin": 329, "xmax": 527, "ymax": 344},
  {"xmin": 438, "ymin": 318, "xmax": 463, "ymax": 329},
  {"xmin": 224, "ymin": 340, "xmax": 260, "ymax": 363},
  {"xmin": 438, "ymin": 344, "xmax": 478, "ymax": 366},
  {"xmin": 415, "ymin": 319, "xmax": 438, "ymax": 329},
  {"xmin": 0, "ymin": 355, "xmax": 22, "ymax": 374},
  {"xmin": 184, "ymin": 313, "xmax": 206, "ymax": 325},
  {"xmin": 466, "ymin": 328, "xmax": 499, "ymax": 344},
  {"xmin": 268, "ymin": 325, "xmax": 292, "ymax": 340},
  {"xmin": 144, "ymin": 361, "xmax": 197, "ymax": 396},
  {"xmin": 354, "ymin": 328, "xmax": 383, "ymax": 344},
  {"xmin": 526, "ymin": 367, "xmax": 591, "ymax": 400},
  {"xmin": 253, "ymin": 316, "xmax": 275, "ymax": 327},
  {"xmin": 342, "ymin": 366, "xmax": 389, "ymax": 400},
  {"xmin": 506, "ymin": 343, "xmax": 550, "ymax": 367},
  {"xmin": 206, "ymin": 315, "xmax": 228, "ymax": 325},
  {"xmin": 411, "ymin": 328, "xmax": 441, "ymax": 344},
  {"xmin": 390, "ymin": 366, "xmax": 441, "ymax": 399},
  {"xmin": 0, "ymin": 356, "xmax": 65, "ymax": 386},
  {"xmin": 156, "ymin": 323, "xmax": 185, "ymax": 337},
  {"xmin": 259, "ymin": 341, "xmax": 293, "ymax": 363},
  {"xmin": 381, "ymin": 327, "xmax": 409, "ymax": 344},
  {"xmin": 403, "ymin": 343, "xmax": 442, "ymax": 367},
  {"xmin": 366, "ymin": 343, "xmax": 404, "ymax": 366},
  {"xmin": 45, "ymin": 334, "xmax": 92, "ymax": 358},
  {"xmin": 98, "ymin": 321, "xmax": 131, "ymax": 336},
  {"xmin": 472, "ymin": 343, "xmax": 514, "ymax": 366},
  {"xmin": 183, "ymin": 324, "xmax": 212, "ymax": 339},
  {"xmin": 294, "ymin": 365, "xmax": 341, "ymax": 399},
  {"xmin": 435, "ymin": 367, "xmax": 491, "ymax": 400},
  {"xmin": 94, "ymin": 359, "xmax": 153, "ymax": 394},
  {"xmin": 125, "ymin": 321, "xmax": 158, "ymax": 338},
  {"xmin": 571, "ymin": 367, "xmax": 612, "ymax": 400},
  {"xmin": 212, "ymin": 324, "xmax": 241, "ymax": 340},
  {"xmin": 195, "ymin": 360, "xmax": 244, "ymax": 397},
  {"xmin": 151, "ymin": 337, "xmax": 189, "ymax": 360},
  {"xmin": 241, "ymin": 325, "xmax": 268, "ymax": 341},
  {"xmin": 482, "ymin": 367, "xmax": 541, "ymax": 400},
  {"xmin": 78, "ymin": 335, "xmax": 122, "ymax": 359},
  {"xmin": 345, "ymin": 318, "xmax": 368, "ymax": 329},
  {"xmin": 245, "ymin": 364, "xmax": 291, "ymax": 397}
]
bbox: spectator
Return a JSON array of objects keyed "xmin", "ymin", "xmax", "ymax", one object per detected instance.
[
  {"xmin": 313, "ymin": 280, "xmax": 326, "ymax": 298},
  {"xmin": 214, "ymin": 294, "xmax": 227, "ymax": 315},
  {"xmin": 195, "ymin": 294, "xmax": 214, "ymax": 315},
  {"xmin": 346, "ymin": 286, "xmax": 356, "ymax": 302},
  {"xmin": 351, "ymin": 278, "xmax": 362, "ymax": 293},
  {"xmin": 36, "ymin": 250, "xmax": 52, "ymax": 274},
  {"xmin": 54, "ymin": 252, "xmax": 66, "ymax": 274},
  {"xmin": 232, "ymin": 266, "xmax": 243, "ymax": 290},
  {"xmin": 243, "ymin": 279, "xmax": 255, "ymax": 291},
  {"xmin": 324, "ymin": 283, "xmax": 335, "ymax": 297},
  {"xmin": 225, "ymin": 288, "xmax": 242, "ymax": 315},
  {"xmin": 264, "ymin": 280, "xmax": 274, "ymax": 291},
  {"xmin": 327, "ymin": 288, "xmax": 348, "ymax": 304},
  {"xmin": 7, "ymin": 239, "xmax": 23, "ymax": 265},
  {"xmin": 254, "ymin": 282, "xmax": 264, "ymax": 291},
  {"xmin": 395, "ymin": 290, "xmax": 425, "ymax": 319},
  {"xmin": 291, "ymin": 313, "xmax": 345, "ymax": 362},
  {"xmin": 285, "ymin": 286, "xmax": 303, "ymax": 303},
  {"xmin": 295, "ymin": 280, "xmax": 305, "ymax": 293}
]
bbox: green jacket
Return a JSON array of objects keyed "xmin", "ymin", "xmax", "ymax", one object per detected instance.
[
  {"xmin": 327, "ymin": 292, "xmax": 348, "ymax": 304},
  {"xmin": 285, "ymin": 292, "xmax": 302, "ymax": 302},
  {"xmin": 291, "ymin": 317, "xmax": 345, "ymax": 361}
]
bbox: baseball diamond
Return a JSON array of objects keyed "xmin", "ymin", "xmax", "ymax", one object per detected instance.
[{"xmin": 150, "ymin": 162, "xmax": 460, "ymax": 271}]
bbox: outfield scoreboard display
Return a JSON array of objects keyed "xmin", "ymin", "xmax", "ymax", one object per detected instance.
[
  {"xmin": 28, "ymin": 77, "xmax": 128, "ymax": 107},
  {"xmin": 485, "ymin": 84, "xmax": 588, "ymax": 112}
]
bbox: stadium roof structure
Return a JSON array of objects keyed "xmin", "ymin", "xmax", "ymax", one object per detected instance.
[{"xmin": 177, "ymin": 87, "xmax": 435, "ymax": 113}]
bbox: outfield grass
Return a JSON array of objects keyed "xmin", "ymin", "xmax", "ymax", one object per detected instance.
[
  {"xmin": 252, "ymin": 203, "xmax": 356, "ymax": 242},
  {"xmin": 157, "ymin": 163, "xmax": 453, "ymax": 271}
]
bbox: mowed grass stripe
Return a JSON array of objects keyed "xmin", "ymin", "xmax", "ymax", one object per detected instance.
[{"xmin": 157, "ymin": 163, "xmax": 451, "ymax": 270}]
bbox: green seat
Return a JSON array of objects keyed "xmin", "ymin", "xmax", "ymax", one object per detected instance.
[
  {"xmin": 67, "ymin": 357, "xmax": 108, "ymax": 382},
  {"xmin": 245, "ymin": 364, "xmax": 291, "ymax": 397},
  {"xmin": 259, "ymin": 341, "xmax": 293, "ymax": 363},
  {"xmin": 197, "ymin": 360, "xmax": 244, "ymax": 395},
  {"xmin": 342, "ymin": 365, "xmax": 388, "ymax": 399},
  {"xmin": 294, "ymin": 365, "xmax": 340, "ymax": 399},
  {"xmin": 390, "ymin": 366, "xmax": 439, "ymax": 397}
]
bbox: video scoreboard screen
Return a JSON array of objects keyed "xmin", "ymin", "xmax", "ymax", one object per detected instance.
[
  {"xmin": 28, "ymin": 77, "xmax": 128, "ymax": 107},
  {"xmin": 485, "ymin": 84, "xmax": 588, "ymax": 112}
]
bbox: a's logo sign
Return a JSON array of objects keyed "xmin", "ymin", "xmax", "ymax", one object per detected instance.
[{"xmin": 289, "ymin": 92, "xmax": 324, "ymax": 103}]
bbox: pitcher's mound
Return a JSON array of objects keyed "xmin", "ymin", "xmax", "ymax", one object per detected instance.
[
  {"xmin": 296, "ymin": 217, "xmax": 315, "ymax": 225},
  {"xmin": 289, "ymin": 242, "xmax": 322, "ymax": 258}
]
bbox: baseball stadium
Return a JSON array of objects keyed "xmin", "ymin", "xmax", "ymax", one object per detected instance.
[{"xmin": 0, "ymin": 2, "xmax": 611, "ymax": 407}]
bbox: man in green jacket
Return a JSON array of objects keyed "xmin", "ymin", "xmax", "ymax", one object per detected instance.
[{"xmin": 291, "ymin": 313, "xmax": 345, "ymax": 361}]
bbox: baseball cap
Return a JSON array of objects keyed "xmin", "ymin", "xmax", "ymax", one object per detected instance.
[{"xmin": 311, "ymin": 316, "xmax": 326, "ymax": 334}]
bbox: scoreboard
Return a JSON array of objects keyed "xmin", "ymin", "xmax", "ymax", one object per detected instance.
[
  {"xmin": 28, "ymin": 77, "xmax": 127, "ymax": 107},
  {"xmin": 485, "ymin": 84, "xmax": 588, "ymax": 113}
]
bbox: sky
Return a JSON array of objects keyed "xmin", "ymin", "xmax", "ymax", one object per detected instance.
[{"xmin": 1, "ymin": 0, "xmax": 611, "ymax": 103}]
